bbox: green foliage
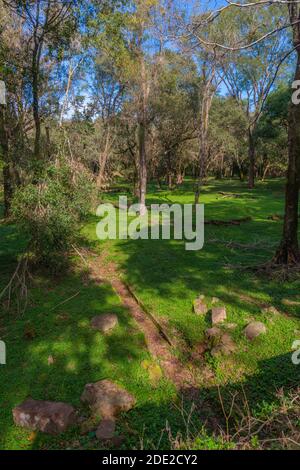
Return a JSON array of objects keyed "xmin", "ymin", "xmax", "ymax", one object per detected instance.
[{"xmin": 12, "ymin": 160, "xmax": 94, "ymax": 269}]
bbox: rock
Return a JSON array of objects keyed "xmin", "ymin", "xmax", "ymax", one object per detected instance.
[
  {"xmin": 212, "ymin": 306, "xmax": 227, "ymax": 325},
  {"xmin": 211, "ymin": 333, "xmax": 236, "ymax": 357},
  {"xmin": 193, "ymin": 298, "xmax": 208, "ymax": 315},
  {"xmin": 111, "ymin": 435, "xmax": 125, "ymax": 447},
  {"xmin": 190, "ymin": 343, "xmax": 208, "ymax": 361},
  {"xmin": 262, "ymin": 306, "xmax": 280, "ymax": 316},
  {"xmin": 205, "ymin": 327, "xmax": 222, "ymax": 339},
  {"xmin": 91, "ymin": 314, "xmax": 118, "ymax": 333},
  {"xmin": 12, "ymin": 399, "xmax": 76, "ymax": 435},
  {"xmin": 81, "ymin": 380, "xmax": 136, "ymax": 418},
  {"xmin": 96, "ymin": 418, "xmax": 116, "ymax": 441},
  {"xmin": 245, "ymin": 322, "xmax": 267, "ymax": 341}
]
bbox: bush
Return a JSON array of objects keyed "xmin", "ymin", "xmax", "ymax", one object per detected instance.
[{"xmin": 12, "ymin": 160, "xmax": 94, "ymax": 270}]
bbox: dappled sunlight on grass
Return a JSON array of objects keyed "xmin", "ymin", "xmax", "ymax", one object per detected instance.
[
  {"xmin": 85, "ymin": 178, "xmax": 300, "ymax": 412},
  {"xmin": 1, "ymin": 179, "xmax": 300, "ymax": 449}
]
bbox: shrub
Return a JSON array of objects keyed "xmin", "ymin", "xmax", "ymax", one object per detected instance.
[{"xmin": 12, "ymin": 160, "xmax": 94, "ymax": 270}]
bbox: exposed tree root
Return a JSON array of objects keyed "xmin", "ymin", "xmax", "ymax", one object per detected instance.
[
  {"xmin": 225, "ymin": 260, "xmax": 300, "ymax": 281},
  {"xmin": 272, "ymin": 242, "xmax": 300, "ymax": 266}
]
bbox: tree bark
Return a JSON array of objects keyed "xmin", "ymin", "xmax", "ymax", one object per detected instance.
[
  {"xmin": 32, "ymin": 42, "xmax": 41, "ymax": 161},
  {"xmin": 0, "ymin": 105, "xmax": 12, "ymax": 218},
  {"xmin": 138, "ymin": 121, "xmax": 147, "ymax": 212},
  {"xmin": 96, "ymin": 128, "xmax": 111, "ymax": 189},
  {"xmin": 273, "ymin": 2, "xmax": 300, "ymax": 265},
  {"xmin": 248, "ymin": 128, "xmax": 255, "ymax": 189},
  {"xmin": 273, "ymin": 49, "xmax": 300, "ymax": 265},
  {"xmin": 195, "ymin": 91, "xmax": 211, "ymax": 204}
]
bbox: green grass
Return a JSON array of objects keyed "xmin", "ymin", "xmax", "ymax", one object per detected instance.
[
  {"xmin": 84, "ymin": 178, "xmax": 300, "ymax": 411},
  {"xmin": 1, "ymin": 178, "xmax": 300, "ymax": 450}
]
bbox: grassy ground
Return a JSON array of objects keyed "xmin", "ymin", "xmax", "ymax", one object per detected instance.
[{"xmin": 1, "ymin": 178, "xmax": 300, "ymax": 449}]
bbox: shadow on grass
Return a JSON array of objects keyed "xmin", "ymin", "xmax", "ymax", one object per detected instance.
[
  {"xmin": 28, "ymin": 352, "xmax": 300, "ymax": 450},
  {"xmin": 0, "ymin": 262, "xmax": 156, "ymax": 450}
]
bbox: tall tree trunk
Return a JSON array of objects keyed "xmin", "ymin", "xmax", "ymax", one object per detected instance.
[
  {"xmin": 248, "ymin": 128, "xmax": 255, "ymax": 189},
  {"xmin": 195, "ymin": 92, "xmax": 211, "ymax": 204},
  {"xmin": 32, "ymin": 60, "xmax": 41, "ymax": 161},
  {"xmin": 0, "ymin": 105, "xmax": 12, "ymax": 218},
  {"xmin": 96, "ymin": 128, "xmax": 111, "ymax": 189},
  {"xmin": 273, "ymin": 49, "xmax": 300, "ymax": 265},
  {"xmin": 138, "ymin": 121, "xmax": 147, "ymax": 213},
  {"xmin": 32, "ymin": 32, "xmax": 43, "ymax": 163}
]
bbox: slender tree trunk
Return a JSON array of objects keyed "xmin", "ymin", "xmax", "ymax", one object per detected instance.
[
  {"xmin": 96, "ymin": 156, "xmax": 108, "ymax": 190},
  {"xmin": 96, "ymin": 128, "xmax": 111, "ymax": 189},
  {"xmin": 45, "ymin": 124, "xmax": 51, "ymax": 160},
  {"xmin": 167, "ymin": 172, "xmax": 173, "ymax": 189},
  {"xmin": 138, "ymin": 121, "xmax": 147, "ymax": 213},
  {"xmin": 262, "ymin": 163, "xmax": 270, "ymax": 182},
  {"xmin": 273, "ymin": 49, "xmax": 300, "ymax": 265},
  {"xmin": 0, "ymin": 105, "xmax": 12, "ymax": 217},
  {"xmin": 156, "ymin": 175, "xmax": 162, "ymax": 189},
  {"xmin": 248, "ymin": 128, "xmax": 255, "ymax": 189},
  {"xmin": 32, "ymin": 60, "xmax": 41, "ymax": 161},
  {"xmin": 166, "ymin": 152, "xmax": 173, "ymax": 189},
  {"xmin": 32, "ymin": 32, "xmax": 43, "ymax": 163},
  {"xmin": 195, "ymin": 98, "xmax": 210, "ymax": 204},
  {"xmin": 176, "ymin": 171, "xmax": 184, "ymax": 185}
]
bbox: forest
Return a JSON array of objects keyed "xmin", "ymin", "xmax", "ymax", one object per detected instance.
[{"xmin": 0, "ymin": 0, "xmax": 300, "ymax": 453}]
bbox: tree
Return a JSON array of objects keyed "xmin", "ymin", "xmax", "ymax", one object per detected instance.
[
  {"xmin": 176, "ymin": 5, "xmax": 226, "ymax": 202},
  {"xmin": 219, "ymin": 7, "xmax": 287, "ymax": 189},
  {"xmin": 208, "ymin": 96, "xmax": 248, "ymax": 180},
  {"xmin": 150, "ymin": 51, "xmax": 198, "ymax": 189},
  {"xmin": 93, "ymin": 0, "xmax": 163, "ymax": 211},
  {"xmin": 87, "ymin": 57, "xmax": 124, "ymax": 189},
  {"xmin": 4, "ymin": 0, "xmax": 76, "ymax": 163},
  {"xmin": 274, "ymin": 1, "xmax": 300, "ymax": 264},
  {"xmin": 190, "ymin": 0, "xmax": 300, "ymax": 265},
  {"xmin": 256, "ymin": 85, "xmax": 290, "ymax": 179},
  {"xmin": 0, "ymin": 1, "xmax": 30, "ymax": 216}
]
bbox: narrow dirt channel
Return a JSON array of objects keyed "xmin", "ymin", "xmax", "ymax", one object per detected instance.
[{"xmin": 86, "ymin": 252, "xmax": 198, "ymax": 391}]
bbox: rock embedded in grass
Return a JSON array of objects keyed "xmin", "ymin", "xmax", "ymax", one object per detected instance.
[
  {"xmin": 212, "ymin": 306, "xmax": 227, "ymax": 325},
  {"xmin": 193, "ymin": 297, "xmax": 208, "ymax": 315},
  {"xmin": 245, "ymin": 322, "xmax": 267, "ymax": 341},
  {"xmin": 90, "ymin": 314, "xmax": 118, "ymax": 333},
  {"xmin": 81, "ymin": 380, "xmax": 136, "ymax": 418},
  {"xmin": 12, "ymin": 399, "xmax": 76, "ymax": 435},
  {"xmin": 206, "ymin": 327, "xmax": 222, "ymax": 339},
  {"xmin": 96, "ymin": 418, "xmax": 116, "ymax": 441},
  {"xmin": 211, "ymin": 333, "xmax": 236, "ymax": 357}
]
